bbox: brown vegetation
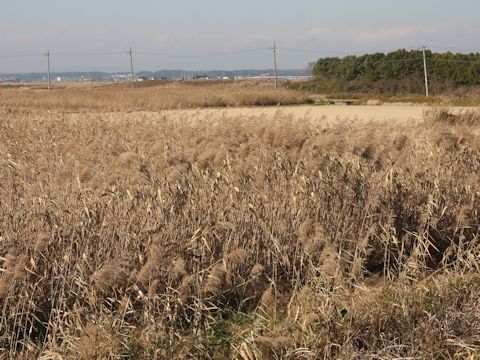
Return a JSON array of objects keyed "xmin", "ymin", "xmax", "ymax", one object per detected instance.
[
  {"xmin": 297, "ymin": 89, "xmax": 480, "ymax": 107},
  {"xmin": 0, "ymin": 102, "xmax": 479, "ymax": 358},
  {"xmin": 0, "ymin": 80, "xmax": 309, "ymax": 111}
]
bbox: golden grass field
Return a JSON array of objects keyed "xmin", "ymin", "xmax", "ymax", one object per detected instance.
[
  {"xmin": 0, "ymin": 82, "xmax": 479, "ymax": 359},
  {"xmin": 0, "ymin": 80, "xmax": 308, "ymax": 111}
]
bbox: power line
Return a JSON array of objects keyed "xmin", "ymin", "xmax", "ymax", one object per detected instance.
[
  {"xmin": 3, "ymin": 46, "xmax": 480, "ymax": 62},
  {"xmin": 0, "ymin": 48, "xmax": 270, "ymax": 59},
  {"xmin": 277, "ymin": 45, "xmax": 422, "ymax": 55},
  {"xmin": 0, "ymin": 53, "xmax": 44, "ymax": 59},
  {"xmin": 314, "ymin": 57, "xmax": 480, "ymax": 67},
  {"xmin": 316, "ymin": 57, "xmax": 424, "ymax": 65},
  {"xmin": 134, "ymin": 47, "xmax": 270, "ymax": 58},
  {"xmin": 428, "ymin": 58, "xmax": 480, "ymax": 64},
  {"xmin": 52, "ymin": 51, "xmax": 126, "ymax": 56},
  {"xmin": 428, "ymin": 46, "xmax": 479, "ymax": 53}
]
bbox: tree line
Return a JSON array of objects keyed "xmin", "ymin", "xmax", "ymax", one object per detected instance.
[{"xmin": 293, "ymin": 50, "xmax": 480, "ymax": 94}]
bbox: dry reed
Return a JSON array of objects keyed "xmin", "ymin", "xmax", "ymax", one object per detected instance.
[{"xmin": 0, "ymin": 100, "xmax": 479, "ymax": 359}]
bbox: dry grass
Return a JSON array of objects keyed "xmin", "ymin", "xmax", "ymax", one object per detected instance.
[
  {"xmin": 424, "ymin": 106, "xmax": 480, "ymax": 126},
  {"xmin": 0, "ymin": 80, "xmax": 309, "ymax": 111},
  {"xmin": 0, "ymin": 100, "xmax": 479, "ymax": 359}
]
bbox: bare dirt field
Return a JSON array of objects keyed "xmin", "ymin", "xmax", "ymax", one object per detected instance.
[
  {"xmin": 161, "ymin": 104, "xmax": 453, "ymax": 123},
  {"xmin": 62, "ymin": 104, "xmax": 477, "ymax": 130}
]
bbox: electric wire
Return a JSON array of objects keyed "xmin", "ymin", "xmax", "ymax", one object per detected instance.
[
  {"xmin": 134, "ymin": 47, "xmax": 270, "ymax": 58},
  {"xmin": 0, "ymin": 53, "xmax": 45, "ymax": 59}
]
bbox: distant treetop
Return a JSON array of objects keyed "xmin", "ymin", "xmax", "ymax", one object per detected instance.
[{"xmin": 312, "ymin": 49, "xmax": 480, "ymax": 86}]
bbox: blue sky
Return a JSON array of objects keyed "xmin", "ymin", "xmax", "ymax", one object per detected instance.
[{"xmin": 1, "ymin": 0, "xmax": 479, "ymax": 72}]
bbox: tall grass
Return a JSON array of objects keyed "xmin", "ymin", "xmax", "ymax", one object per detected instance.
[
  {"xmin": 0, "ymin": 80, "xmax": 309, "ymax": 111},
  {"xmin": 0, "ymin": 105, "xmax": 479, "ymax": 359}
]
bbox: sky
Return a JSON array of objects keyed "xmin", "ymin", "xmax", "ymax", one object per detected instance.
[{"xmin": 1, "ymin": 0, "xmax": 479, "ymax": 73}]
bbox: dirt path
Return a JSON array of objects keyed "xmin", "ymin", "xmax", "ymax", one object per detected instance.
[
  {"xmin": 63, "ymin": 104, "xmax": 478, "ymax": 126},
  {"xmin": 160, "ymin": 104, "xmax": 478, "ymax": 124}
]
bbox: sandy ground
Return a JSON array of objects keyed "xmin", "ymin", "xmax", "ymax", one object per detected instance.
[
  {"xmin": 63, "ymin": 104, "xmax": 478, "ymax": 126},
  {"xmin": 160, "ymin": 104, "xmax": 478, "ymax": 124}
]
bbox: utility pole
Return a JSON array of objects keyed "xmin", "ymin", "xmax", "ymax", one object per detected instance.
[
  {"xmin": 422, "ymin": 46, "xmax": 429, "ymax": 97},
  {"xmin": 273, "ymin": 41, "xmax": 278, "ymax": 88},
  {"xmin": 128, "ymin": 46, "xmax": 135, "ymax": 87},
  {"xmin": 46, "ymin": 49, "xmax": 51, "ymax": 90}
]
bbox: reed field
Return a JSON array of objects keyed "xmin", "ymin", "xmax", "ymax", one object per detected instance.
[
  {"xmin": 0, "ymin": 80, "xmax": 309, "ymax": 111},
  {"xmin": 0, "ymin": 85, "xmax": 479, "ymax": 359}
]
